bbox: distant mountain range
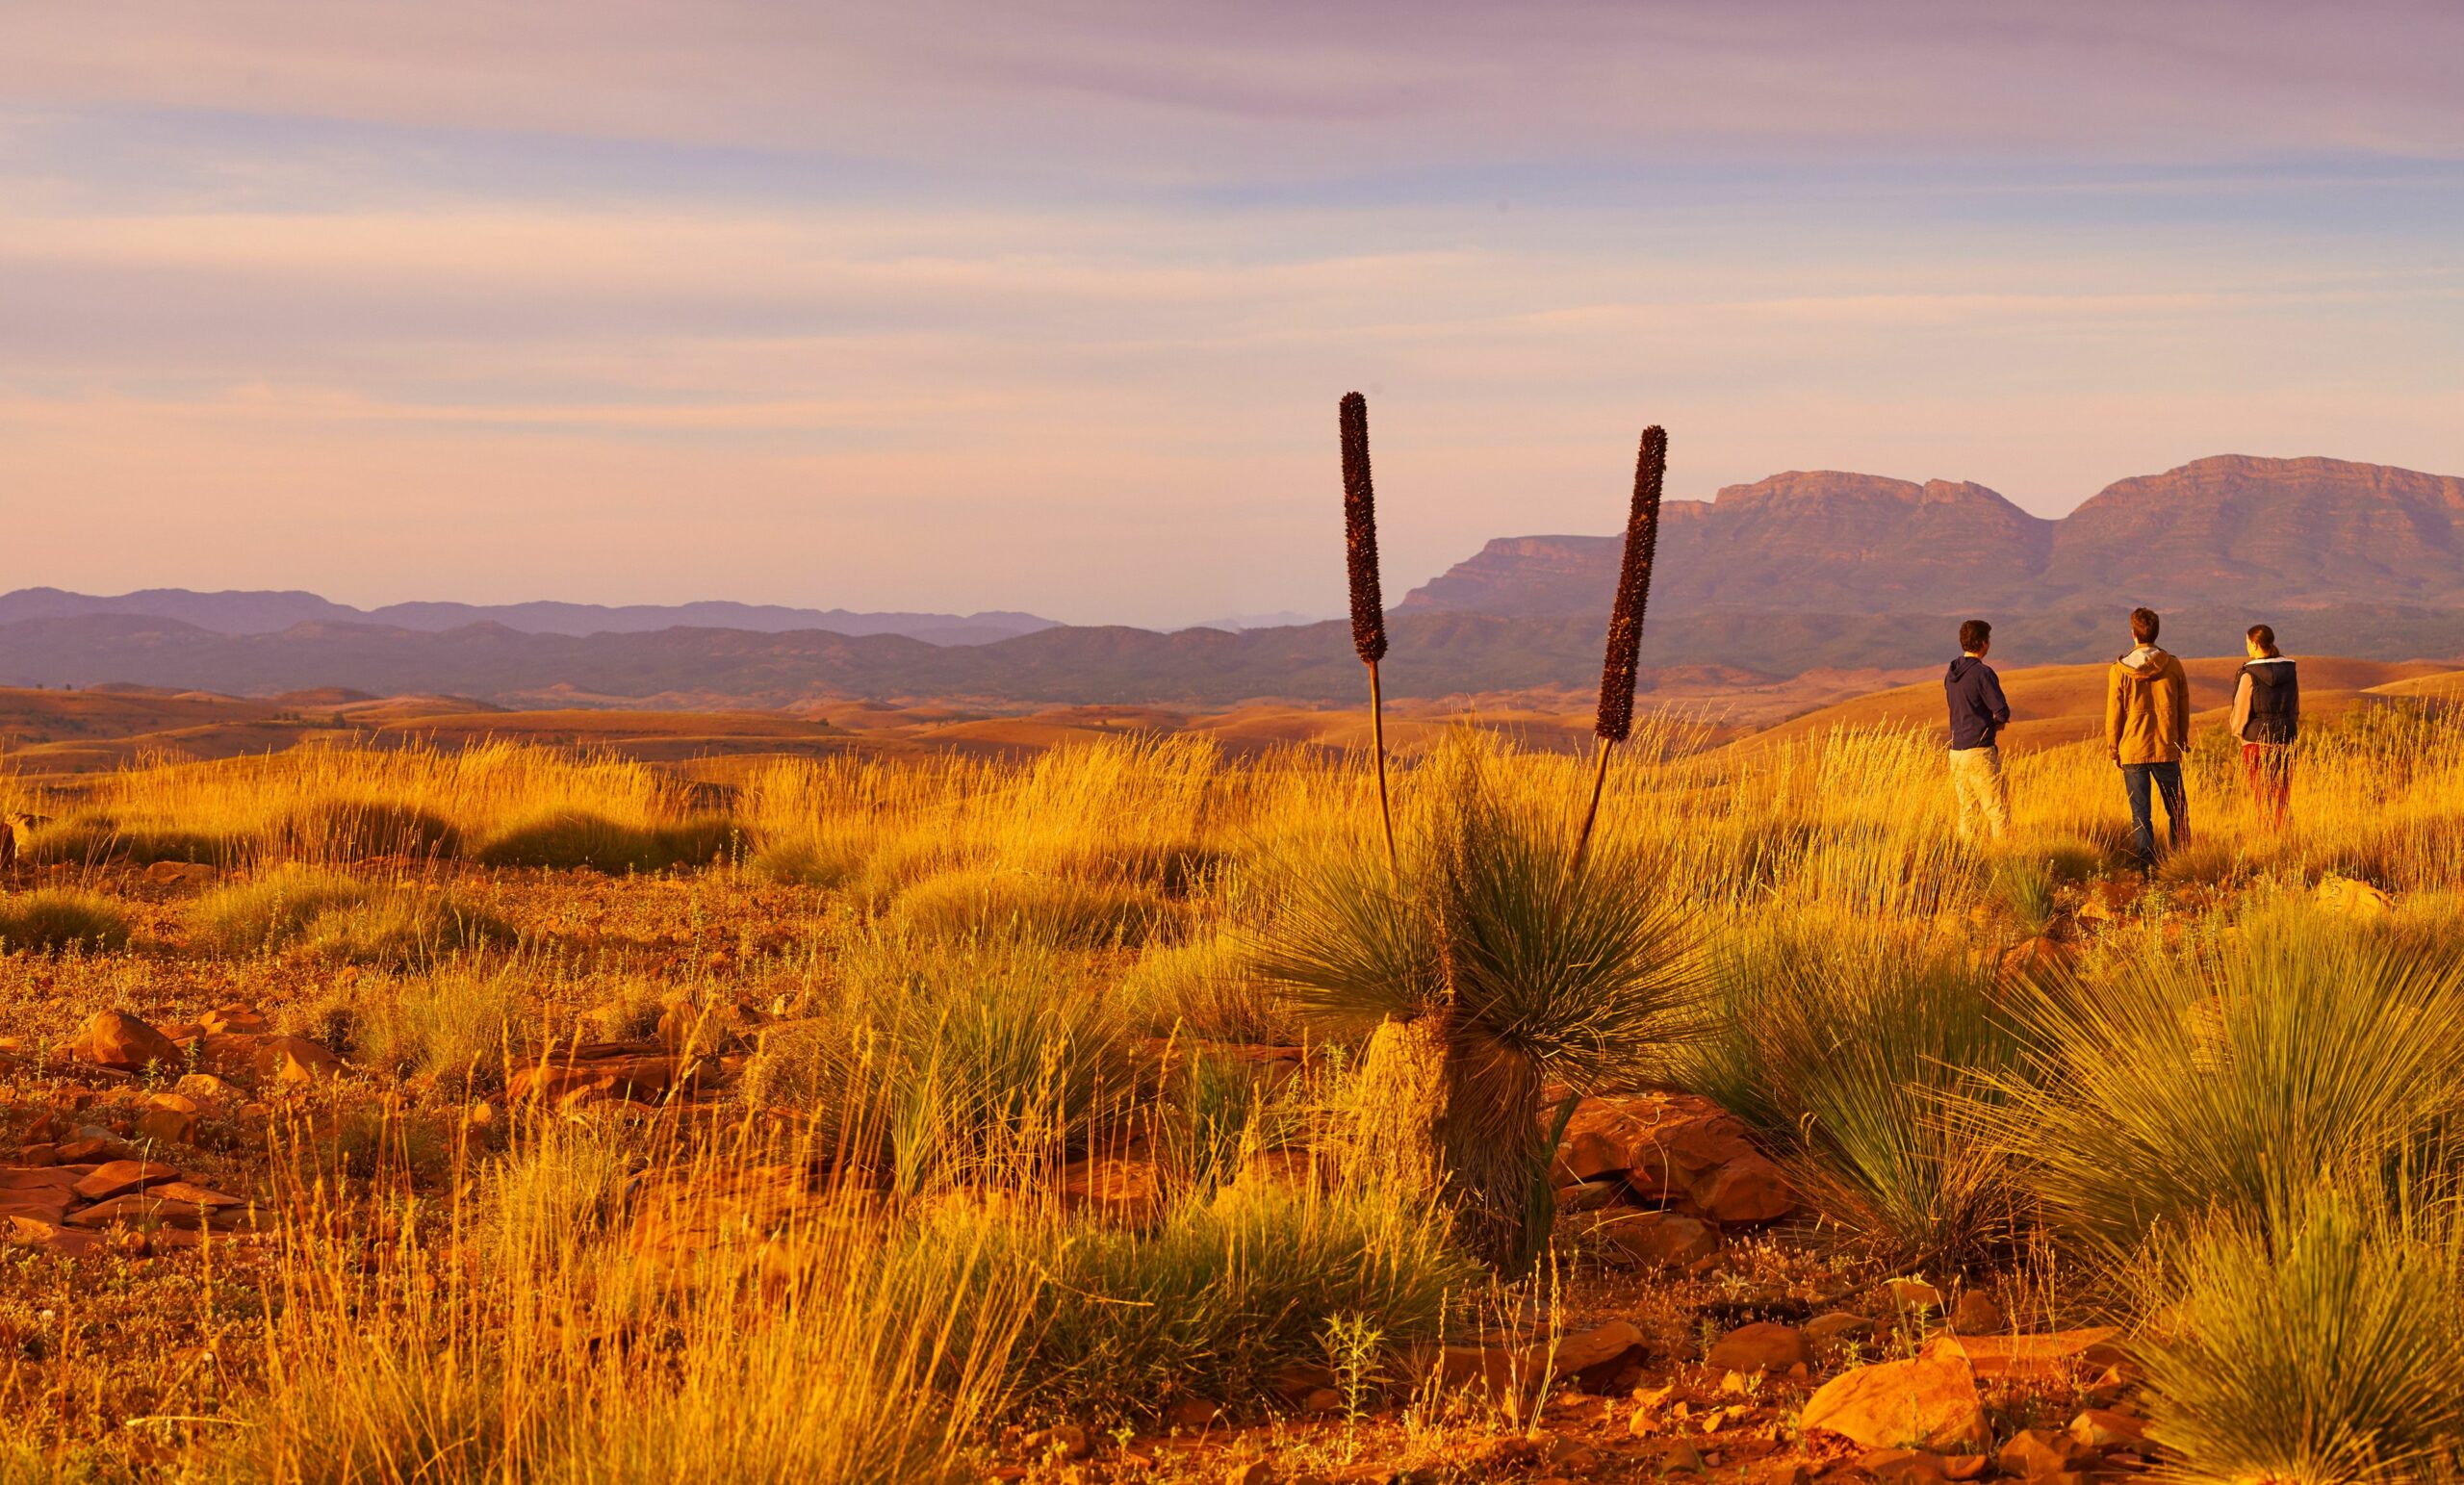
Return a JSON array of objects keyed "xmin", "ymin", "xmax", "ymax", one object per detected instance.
[
  {"xmin": 7, "ymin": 456, "xmax": 2460, "ymax": 708},
  {"xmin": 0, "ymin": 589, "xmax": 1056, "ymax": 646},
  {"xmin": 1404, "ymin": 455, "xmax": 2464, "ymax": 617}
]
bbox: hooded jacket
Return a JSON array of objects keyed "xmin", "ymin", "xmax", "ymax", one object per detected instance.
[
  {"xmin": 2106, "ymin": 644, "xmax": 2191, "ymax": 764},
  {"xmin": 2231, "ymin": 656, "xmax": 2299, "ymax": 745},
  {"xmin": 1943, "ymin": 655, "xmax": 2011, "ymax": 751}
]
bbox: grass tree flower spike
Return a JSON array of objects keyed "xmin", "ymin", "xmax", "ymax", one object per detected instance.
[
  {"xmin": 1340, "ymin": 392, "xmax": 1399, "ymax": 867},
  {"xmin": 1576, "ymin": 423, "xmax": 1668, "ymax": 869}
]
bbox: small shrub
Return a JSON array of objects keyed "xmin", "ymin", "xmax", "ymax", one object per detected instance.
[
  {"xmin": 891, "ymin": 868, "xmax": 1171, "ymax": 949},
  {"xmin": 265, "ymin": 798, "xmax": 461, "ymax": 863},
  {"xmin": 1988, "ymin": 857, "xmax": 2058, "ymax": 935},
  {"xmin": 749, "ymin": 832, "xmax": 865, "ymax": 889},
  {"xmin": 21, "ymin": 813, "xmax": 240, "ymax": 867},
  {"xmin": 475, "ymin": 809, "xmax": 740, "ymax": 873},
  {"xmin": 911, "ymin": 1176, "xmax": 1476, "ymax": 1424},
  {"xmin": 193, "ymin": 866, "xmax": 511, "ymax": 965},
  {"xmin": 740, "ymin": 932, "xmax": 1136, "ymax": 1189},
  {"xmin": 1985, "ymin": 918, "xmax": 2464, "ymax": 1259},
  {"xmin": 0, "ymin": 889, "xmax": 133, "ymax": 954},
  {"xmin": 350, "ymin": 966, "xmax": 530, "ymax": 1082},
  {"xmin": 1683, "ymin": 918, "xmax": 2026, "ymax": 1268},
  {"xmin": 2134, "ymin": 1187, "xmax": 2464, "ymax": 1483},
  {"xmin": 1116, "ymin": 935, "xmax": 1294, "ymax": 1043}
]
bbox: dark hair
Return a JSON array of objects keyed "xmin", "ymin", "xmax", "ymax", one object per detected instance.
[
  {"xmin": 2130, "ymin": 607, "xmax": 2161, "ymax": 645},
  {"xmin": 1958, "ymin": 619, "xmax": 1991, "ymax": 653},
  {"xmin": 2247, "ymin": 623, "xmax": 2278, "ymax": 656}
]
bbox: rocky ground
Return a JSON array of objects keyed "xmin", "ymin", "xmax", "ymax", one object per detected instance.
[{"xmin": 6, "ymin": 993, "xmax": 2156, "ymax": 1484}]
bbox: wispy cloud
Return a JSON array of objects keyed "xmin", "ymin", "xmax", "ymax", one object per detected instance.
[{"xmin": 0, "ymin": 1, "xmax": 2459, "ymax": 626}]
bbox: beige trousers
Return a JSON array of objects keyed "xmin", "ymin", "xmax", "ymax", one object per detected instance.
[{"xmin": 1949, "ymin": 746, "xmax": 2011, "ymax": 841}]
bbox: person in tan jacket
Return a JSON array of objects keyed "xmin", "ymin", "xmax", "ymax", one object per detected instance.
[{"xmin": 2106, "ymin": 606, "xmax": 2192, "ymax": 871}]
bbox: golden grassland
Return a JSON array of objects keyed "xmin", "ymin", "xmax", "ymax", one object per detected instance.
[{"xmin": 1, "ymin": 691, "xmax": 2462, "ymax": 1483}]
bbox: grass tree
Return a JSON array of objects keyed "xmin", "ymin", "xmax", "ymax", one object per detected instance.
[{"xmin": 1254, "ymin": 741, "xmax": 1701, "ymax": 1268}]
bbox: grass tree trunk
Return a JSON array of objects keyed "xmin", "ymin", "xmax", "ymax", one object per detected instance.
[{"xmin": 1350, "ymin": 1013, "xmax": 1553, "ymax": 1269}]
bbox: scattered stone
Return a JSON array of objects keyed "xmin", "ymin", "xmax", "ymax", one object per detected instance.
[
  {"xmin": 72, "ymin": 1011, "xmax": 179, "ymax": 1074},
  {"xmin": 2317, "ymin": 875, "xmax": 2393, "ymax": 919},
  {"xmin": 1691, "ymin": 1153, "xmax": 1795, "ymax": 1223},
  {"xmin": 2069, "ymin": 1409, "xmax": 2151, "ymax": 1450},
  {"xmin": 1706, "ymin": 1321, "xmax": 1811, "ymax": 1374},
  {"xmin": 173, "ymin": 1073, "xmax": 237, "ymax": 1105},
  {"xmin": 1443, "ymin": 1319, "xmax": 1644, "ymax": 1391},
  {"xmin": 1300, "ymin": 1387, "xmax": 1344, "ymax": 1416},
  {"xmin": 55, "ymin": 1134, "xmax": 127, "ymax": 1164},
  {"xmin": 1266, "ymin": 1362, "xmax": 1336, "ymax": 1399},
  {"xmin": 1886, "ymin": 1277, "xmax": 1946, "ymax": 1311},
  {"xmin": 1948, "ymin": 1290, "xmax": 2004, "ymax": 1333},
  {"xmin": 136, "ymin": 1108, "xmax": 197, "ymax": 1146},
  {"xmin": 259, "ymin": 1035, "xmax": 345, "ymax": 1085},
  {"xmin": 1800, "ymin": 1351, "xmax": 1989, "ymax": 1451},
  {"xmin": 1224, "ymin": 1461, "xmax": 1272, "ymax": 1485},
  {"xmin": 1998, "ymin": 1428, "xmax": 2090, "ymax": 1478},
  {"xmin": 15, "ymin": 1145, "xmax": 58, "ymax": 1167},
  {"xmin": 1923, "ymin": 1328, "xmax": 2119, "ymax": 1384},
  {"xmin": 1861, "ymin": 1448, "xmax": 1947, "ymax": 1483},
  {"xmin": 5, "ymin": 1213, "xmax": 105, "ymax": 1257},
  {"xmin": 1757, "ymin": 1464, "xmax": 1811, "ymax": 1485},
  {"xmin": 1023, "ymin": 1424, "xmax": 1090, "ymax": 1460},
  {"xmin": 1166, "ymin": 1399, "xmax": 1221, "ymax": 1431},
  {"xmin": 72, "ymin": 1159, "xmax": 177, "ymax": 1202},
  {"xmin": 202, "ymin": 1004, "xmax": 270, "ymax": 1036},
  {"xmin": 1060, "ymin": 1157, "xmax": 1161, "ymax": 1226},
  {"xmin": 1591, "ymin": 1210, "xmax": 1718, "ymax": 1269},
  {"xmin": 1806, "ymin": 1310, "xmax": 1884, "ymax": 1350}
]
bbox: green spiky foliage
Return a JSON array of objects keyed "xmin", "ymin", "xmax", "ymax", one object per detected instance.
[
  {"xmin": 2133, "ymin": 1187, "xmax": 2464, "ymax": 1485},
  {"xmin": 1252, "ymin": 741, "xmax": 1702, "ymax": 1268},
  {"xmin": 1681, "ymin": 921, "xmax": 2027, "ymax": 1270},
  {"xmin": 1983, "ymin": 916, "xmax": 2464, "ymax": 1263}
]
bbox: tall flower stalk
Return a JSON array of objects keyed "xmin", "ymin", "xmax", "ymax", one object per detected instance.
[
  {"xmin": 1340, "ymin": 392, "xmax": 1397, "ymax": 869},
  {"xmin": 1575, "ymin": 423, "xmax": 1667, "ymax": 872}
]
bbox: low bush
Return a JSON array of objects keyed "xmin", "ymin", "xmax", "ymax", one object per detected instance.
[
  {"xmin": 2134, "ymin": 1187, "xmax": 2464, "ymax": 1484},
  {"xmin": 1985, "ymin": 915, "xmax": 2464, "ymax": 1260},
  {"xmin": 1683, "ymin": 918, "xmax": 2026, "ymax": 1269},
  {"xmin": 21, "ymin": 813, "xmax": 242, "ymax": 867},
  {"xmin": 1116, "ymin": 935, "xmax": 1294, "ymax": 1043},
  {"xmin": 0, "ymin": 889, "xmax": 134, "ymax": 954},
  {"xmin": 749, "ymin": 832, "xmax": 866, "ymax": 889},
  {"xmin": 740, "ymin": 932, "xmax": 1139, "ymax": 1189},
  {"xmin": 193, "ymin": 866, "xmax": 513, "ymax": 965},
  {"xmin": 475, "ymin": 809, "xmax": 741, "ymax": 873},
  {"xmin": 349, "ymin": 965, "xmax": 531, "ymax": 1083},
  {"xmin": 912, "ymin": 1175, "xmax": 1476, "ymax": 1425},
  {"xmin": 891, "ymin": 868, "xmax": 1172, "ymax": 949},
  {"xmin": 264, "ymin": 798, "xmax": 461, "ymax": 863}
]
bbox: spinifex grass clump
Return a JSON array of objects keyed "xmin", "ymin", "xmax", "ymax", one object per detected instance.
[
  {"xmin": 1339, "ymin": 391, "xmax": 1397, "ymax": 866},
  {"xmin": 1256, "ymin": 740, "xmax": 1700, "ymax": 1267},
  {"xmin": 0, "ymin": 889, "xmax": 133, "ymax": 954},
  {"xmin": 1983, "ymin": 913, "xmax": 2464, "ymax": 1262},
  {"xmin": 2131, "ymin": 1186, "xmax": 2464, "ymax": 1485},
  {"xmin": 1682, "ymin": 917, "xmax": 2026, "ymax": 1268}
]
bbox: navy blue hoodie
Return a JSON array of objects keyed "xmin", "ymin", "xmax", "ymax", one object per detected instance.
[{"xmin": 1944, "ymin": 655, "xmax": 2011, "ymax": 751}]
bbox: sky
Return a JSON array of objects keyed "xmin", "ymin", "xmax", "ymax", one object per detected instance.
[{"xmin": 2, "ymin": 1, "xmax": 2460, "ymax": 629}]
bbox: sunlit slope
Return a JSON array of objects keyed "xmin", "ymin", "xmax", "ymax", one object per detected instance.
[{"xmin": 1732, "ymin": 656, "xmax": 2460, "ymax": 754}]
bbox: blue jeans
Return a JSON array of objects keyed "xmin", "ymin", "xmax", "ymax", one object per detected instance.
[{"xmin": 2120, "ymin": 761, "xmax": 2190, "ymax": 867}]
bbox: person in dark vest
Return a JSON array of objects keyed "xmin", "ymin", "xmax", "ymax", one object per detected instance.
[{"xmin": 2229, "ymin": 623, "xmax": 2298, "ymax": 830}]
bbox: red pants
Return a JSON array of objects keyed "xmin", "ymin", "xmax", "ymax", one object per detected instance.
[{"xmin": 2243, "ymin": 743, "xmax": 2291, "ymax": 829}]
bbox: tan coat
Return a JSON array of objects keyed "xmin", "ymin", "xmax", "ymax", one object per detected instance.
[{"xmin": 2106, "ymin": 645, "xmax": 2191, "ymax": 764}]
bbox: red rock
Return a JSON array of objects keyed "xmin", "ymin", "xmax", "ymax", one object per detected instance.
[
  {"xmin": 1691, "ymin": 1154, "xmax": 1794, "ymax": 1223},
  {"xmin": 5, "ymin": 1214, "xmax": 105, "ymax": 1257},
  {"xmin": 1924, "ymin": 1329, "xmax": 2119, "ymax": 1384},
  {"xmin": 1802, "ymin": 1351, "xmax": 1989, "ymax": 1450},
  {"xmin": 1805, "ymin": 1311, "xmax": 1885, "ymax": 1350},
  {"xmin": 258, "ymin": 1035, "xmax": 345, "ymax": 1084},
  {"xmin": 71, "ymin": 1011, "xmax": 179, "ymax": 1074},
  {"xmin": 72, "ymin": 1159, "xmax": 177, "ymax": 1201},
  {"xmin": 203, "ymin": 1004, "xmax": 271, "ymax": 1036},
  {"xmin": 1060, "ymin": 1157, "xmax": 1160, "ymax": 1226},
  {"xmin": 1861, "ymin": 1449, "xmax": 1947, "ymax": 1484},
  {"xmin": 1706, "ymin": 1321, "xmax": 1811, "ymax": 1374},
  {"xmin": 1997, "ymin": 1428, "xmax": 2090, "ymax": 1478},
  {"xmin": 55, "ymin": 1136, "xmax": 126, "ymax": 1164},
  {"xmin": 65, "ymin": 1193, "xmax": 214, "ymax": 1230},
  {"xmin": 1591, "ymin": 1210, "xmax": 1718, "ymax": 1269},
  {"xmin": 14, "ymin": 1144, "xmax": 59, "ymax": 1167},
  {"xmin": 2069, "ymin": 1409, "xmax": 2151, "ymax": 1449},
  {"xmin": 136, "ymin": 1108, "xmax": 198, "ymax": 1146}
]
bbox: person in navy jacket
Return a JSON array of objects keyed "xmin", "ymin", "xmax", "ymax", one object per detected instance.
[{"xmin": 1944, "ymin": 619, "xmax": 2013, "ymax": 841}]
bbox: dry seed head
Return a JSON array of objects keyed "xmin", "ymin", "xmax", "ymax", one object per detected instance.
[
  {"xmin": 1340, "ymin": 392, "xmax": 1389, "ymax": 665},
  {"xmin": 1595, "ymin": 424, "xmax": 1669, "ymax": 743}
]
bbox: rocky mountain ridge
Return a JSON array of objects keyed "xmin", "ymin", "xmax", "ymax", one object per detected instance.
[{"xmin": 1405, "ymin": 455, "xmax": 2464, "ymax": 618}]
